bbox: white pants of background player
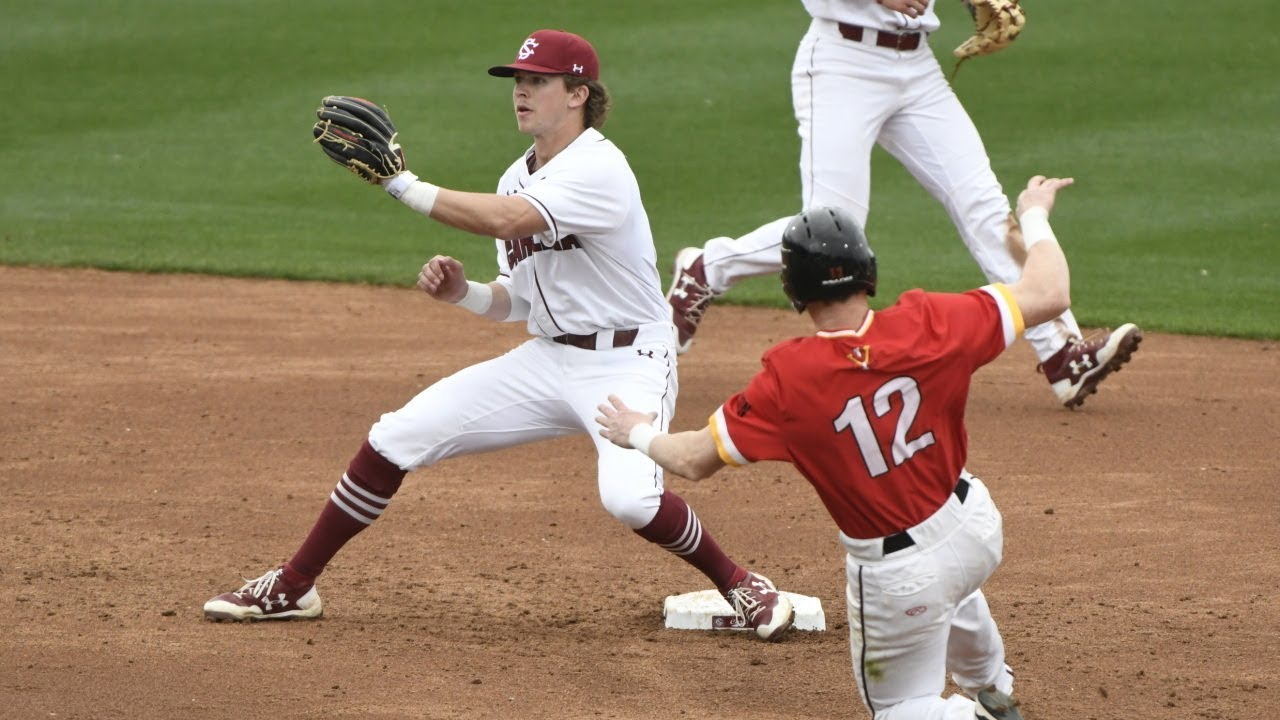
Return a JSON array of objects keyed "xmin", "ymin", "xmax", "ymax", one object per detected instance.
[
  {"xmin": 700, "ymin": 17, "xmax": 1081, "ymax": 362},
  {"xmin": 842, "ymin": 474, "xmax": 1015, "ymax": 720},
  {"xmin": 367, "ymin": 323, "xmax": 677, "ymax": 530}
]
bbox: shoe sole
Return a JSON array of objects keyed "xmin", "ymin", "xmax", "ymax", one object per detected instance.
[
  {"xmin": 974, "ymin": 687, "xmax": 1023, "ymax": 720},
  {"xmin": 203, "ymin": 599, "xmax": 323, "ymax": 622},
  {"xmin": 1062, "ymin": 323, "xmax": 1143, "ymax": 409},
  {"xmin": 203, "ymin": 612, "xmax": 323, "ymax": 622},
  {"xmin": 203, "ymin": 608, "xmax": 323, "ymax": 622}
]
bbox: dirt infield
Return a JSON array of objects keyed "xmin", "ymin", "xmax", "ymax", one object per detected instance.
[{"xmin": 2, "ymin": 265, "xmax": 1277, "ymax": 720}]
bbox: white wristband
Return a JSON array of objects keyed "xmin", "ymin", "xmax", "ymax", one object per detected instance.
[
  {"xmin": 628, "ymin": 423, "xmax": 661, "ymax": 457},
  {"xmin": 384, "ymin": 171, "xmax": 418, "ymax": 198},
  {"xmin": 455, "ymin": 281, "xmax": 493, "ymax": 315},
  {"xmin": 1018, "ymin": 207, "xmax": 1057, "ymax": 250},
  {"xmin": 385, "ymin": 171, "xmax": 440, "ymax": 216}
]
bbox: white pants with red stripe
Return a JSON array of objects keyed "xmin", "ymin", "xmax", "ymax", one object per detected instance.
[
  {"xmin": 366, "ymin": 326, "xmax": 678, "ymax": 529},
  {"xmin": 699, "ymin": 16, "xmax": 1082, "ymax": 363},
  {"xmin": 840, "ymin": 474, "xmax": 1015, "ymax": 720}
]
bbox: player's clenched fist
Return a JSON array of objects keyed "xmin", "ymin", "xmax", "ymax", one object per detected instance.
[{"xmin": 417, "ymin": 255, "xmax": 469, "ymax": 303}]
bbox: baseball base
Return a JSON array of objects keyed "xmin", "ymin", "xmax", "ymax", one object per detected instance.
[{"xmin": 662, "ymin": 589, "xmax": 826, "ymax": 632}]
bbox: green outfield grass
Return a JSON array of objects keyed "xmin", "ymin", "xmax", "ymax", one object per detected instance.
[{"xmin": 3, "ymin": 1, "xmax": 1277, "ymax": 338}]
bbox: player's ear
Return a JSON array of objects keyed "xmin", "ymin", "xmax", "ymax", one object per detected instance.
[{"xmin": 566, "ymin": 81, "xmax": 589, "ymax": 109}]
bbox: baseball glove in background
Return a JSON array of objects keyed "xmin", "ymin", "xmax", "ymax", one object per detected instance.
[
  {"xmin": 312, "ymin": 96, "xmax": 406, "ymax": 184},
  {"xmin": 953, "ymin": 0, "xmax": 1026, "ymax": 61}
]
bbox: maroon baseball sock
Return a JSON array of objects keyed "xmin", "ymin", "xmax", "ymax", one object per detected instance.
[
  {"xmin": 634, "ymin": 490, "xmax": 746, "ymax": 593},
  {"xmin": 283, "ymin": 440, "xmax": 406, "ymax": 586}
]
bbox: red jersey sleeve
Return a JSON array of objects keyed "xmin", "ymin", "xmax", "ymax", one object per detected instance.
[
  {"xmin": 924, "ymin": 285, "xmax": 1025, "ymax": 370},
  {"xmin": 709, "ymin": 353, "xmax": 793, "ymax": 467},
  {"xmin": 975, "ymin": 283, "xmax": 1025, "ymax": 353}
]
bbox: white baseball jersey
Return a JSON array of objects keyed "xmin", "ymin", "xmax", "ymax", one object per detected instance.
[
  {"xmin": 801, "ymin": 0, "xmax": 940, "ymax": 32},
  {"xmin": 367, "ymin": 126, "xmax": 679, "ymax": 533},
  {"xmin": 493, "ymin": 127, "xmax": 670, "ymax": 337}
]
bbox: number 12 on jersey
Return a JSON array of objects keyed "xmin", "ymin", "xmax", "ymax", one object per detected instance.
[{"xmin": 832, "ymin": 377, "xmax": 936, "ymax": 477}]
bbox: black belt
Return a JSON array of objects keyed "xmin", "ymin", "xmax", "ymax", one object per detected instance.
[
  {"xmin": 882, "ymin": 477, "xmax": 970, "ymax": 555},
  {"xmin": 551, "ymin": 328, "xmax": 639, "ymax": 351},
  {"xmin": 837, "ymin": 22, "xmax": 923, "ymax": 51}
]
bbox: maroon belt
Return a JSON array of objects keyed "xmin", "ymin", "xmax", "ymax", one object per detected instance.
[
  {"xmin": 552, "ymin": 328, "xmax": 639, "ymax": 351},
  {"xmin": 838, "ymin": 22, "xmax": 923, "ymax": 51}
]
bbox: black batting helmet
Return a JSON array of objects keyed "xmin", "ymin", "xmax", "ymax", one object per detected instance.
[{"xmin": 780, "ymin": 206, "xmax": 877, "ymax": 313}]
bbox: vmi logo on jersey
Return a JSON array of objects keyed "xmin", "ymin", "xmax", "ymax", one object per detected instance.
[
  {"xmin": 505, "ymin": 234, "xmax": 583, "ymax": 269},
  {"xmin": 846, "ymin": 344, "xmax": 871, "ymax": 370}
]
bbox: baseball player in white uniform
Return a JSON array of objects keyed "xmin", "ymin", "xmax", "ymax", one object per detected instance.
[
  {"xmin": 203, "ymin": 29, "xmax": 793, "ymax": 642},
  {"xmin": 666, "ymin": 0, "xmax": 1141, "ymax": 409}
]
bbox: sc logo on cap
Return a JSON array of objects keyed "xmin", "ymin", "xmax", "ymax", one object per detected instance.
[{"xmin": 518, "ymin": 37, "xmax": 539, "ymax": 60}]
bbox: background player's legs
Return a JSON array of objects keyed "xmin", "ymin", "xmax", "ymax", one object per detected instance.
[
  {"xmin": 794, "ymin": 26, "xmax": 888, "ymax": 225},
  {"xmin": 667, "ymin": 22, "xmax": 889, "ymax": 352},
  {"xmin": 699, "ymin": 217, "xmax": 793, "ymax": 294},
  {"xmin": 689, "ymin": 24, "xmax": 890, "ymax": 297},
  {"xmin": 878, "ymin": 61, "xmax": 1142, "ymax": 407},
  {"xmin": 878, "ymin": 49, "xmax": 1081, "ymax": 363}
]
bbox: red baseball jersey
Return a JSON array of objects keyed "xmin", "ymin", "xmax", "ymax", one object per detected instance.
[{"xmin": 710, "ymin": 285, "xmax": 1024, "ymax": 539}]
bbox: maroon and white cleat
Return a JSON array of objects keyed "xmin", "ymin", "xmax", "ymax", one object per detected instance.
[
  {"xmin": 1038, "ymin": 323, "xmax": 1143, "ymax": 409},
  {"xmin": 203, "ymin": 567, "xmax": 322, "ymax": 622},
  {"xmin": 724, "ymin": 572, "xmax": 794, "ymax": 642},
  {"xmin": 665, "ymin": 247, "xmax": 720, "ymax": 355}
]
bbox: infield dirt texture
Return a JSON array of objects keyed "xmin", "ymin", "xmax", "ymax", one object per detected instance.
[
  {"xmin": 3, "ymin": 0, "xmax": 1279, "ymax": 718},
  {"xmin": 2, "ymin": 266, "xmax": 1277, "ymax": 719}
]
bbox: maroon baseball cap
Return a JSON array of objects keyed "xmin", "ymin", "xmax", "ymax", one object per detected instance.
[{"xmin": 487, "ymin": 29, "xmax": 600, "ymax": 82}]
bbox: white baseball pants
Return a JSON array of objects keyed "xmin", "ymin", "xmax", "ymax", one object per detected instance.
[
  {"xmin": 367, "ymin": 323, "xmax": 678, "ymax": 529},
  {"xmin": 701, "ymin": 17, "xmax": 1082, "ymax": 362},
  {"xmin": 840, "ymin": 475, "xmax": 1015, "ymax": 719}
]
